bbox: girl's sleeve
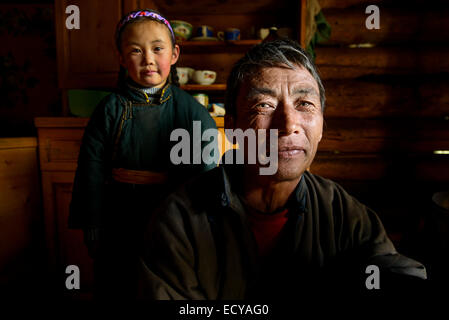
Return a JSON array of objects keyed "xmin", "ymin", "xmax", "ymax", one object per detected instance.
[
  {"xmin": 173, "ymin": 93, "xmax": 219, "ymax": 180},
  {"xmin": 197, "ymin": 106, "xmax": 219, "ymax": 172},
  {"xmin": 68, "ymin": 97, "xmax": 116, "ymax": 230}
]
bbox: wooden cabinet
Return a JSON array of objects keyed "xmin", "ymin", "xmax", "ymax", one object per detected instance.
[
  {"xmin": 140, "ymin": 0, "xmax": 306, "ymax": 104},
  {"xmin": 34, "ymin": 117, "xmax": 92, "ymax": 297},
  {"xmin": 55, "ymin": 0, "xmax": 123, "ymax": 89},
  {"xmin": 55, "ymin": 0, "xmax": 306, "ymax": 113},
  {"xmin": 55, "ymin": 0, "xmax": 152, "ymax": 89}
]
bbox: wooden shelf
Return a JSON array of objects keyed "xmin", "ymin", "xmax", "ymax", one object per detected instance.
[
  {"xmin": 181, "ymin": 84, "xmax": 226, "ymax": 91},
  {"xmin": 178, "ymin": 39, "xmax": 262, "ymax": 47}
]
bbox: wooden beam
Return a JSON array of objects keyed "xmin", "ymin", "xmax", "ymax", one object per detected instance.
[
  {"xmin": 319, "ymin": 118, "xmax": 449, "ymax": 154},
  {"xmin": 323, "ymin": 79, "xmax": 449, "ymax": 118},
  {"xmin": 315, "ymin": 47, "xmax": 449, "ymax": 79},
  {"xmin": 322, "ymin": 7, "xmax": 449, "ymax": 45},
  {"xmin": 310, "ymin": 152, "xmax": 449, "ymax": 182}
]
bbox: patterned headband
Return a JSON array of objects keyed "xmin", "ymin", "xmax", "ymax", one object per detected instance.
[{"xmin": 117, "ymin": 10, "xmax": 175, "ymax": 42}]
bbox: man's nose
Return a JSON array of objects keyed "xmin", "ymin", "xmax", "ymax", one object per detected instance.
[{"xmin": 274, "ymin": 102, "xmax": 300, "ymax": 136}]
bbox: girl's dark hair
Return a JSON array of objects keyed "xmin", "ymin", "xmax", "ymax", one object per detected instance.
[{"xmin": 115, "ymin": 9, "xmax": 179, "ymax": 88}]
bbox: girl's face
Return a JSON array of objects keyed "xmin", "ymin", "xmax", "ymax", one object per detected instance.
[{"xmin": 119, "ymin": 20, "xmax": 179, "ymax": 88}]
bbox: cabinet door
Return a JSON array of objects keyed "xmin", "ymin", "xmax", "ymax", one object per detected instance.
[
  {"xmin": 41, "ymin": 171, "xmax": 93, "ymax": 298},
  {"xmin": 55, "ymin": 0, "xmax": 124, "ymax": 88}
]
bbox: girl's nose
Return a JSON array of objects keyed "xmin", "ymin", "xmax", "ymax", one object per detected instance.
[{"xmin": 143, "ymin": 51, "xmax": 155, "ymax": 65}]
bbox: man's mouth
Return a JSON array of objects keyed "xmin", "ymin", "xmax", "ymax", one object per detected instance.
[{"xmin": 278, "ymin": 146, "xmax": 305, "ymax": 158}]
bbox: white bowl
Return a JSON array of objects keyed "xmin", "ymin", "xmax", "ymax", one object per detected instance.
[
  {"xmin": 176, "ymin": 67, "xmax": 189, "ymax": 85},
  {"xmin": 171, "ymin": 20, "xmax": 193, "ymax": 41},
  {"xmin": 185, "ymin": 67, "xmax": 195, "ymax": 79},
  {"xmin": 192, "ymin": 70, "xmax": 216, "ymax": 85}
]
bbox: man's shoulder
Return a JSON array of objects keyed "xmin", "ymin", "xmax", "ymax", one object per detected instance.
[
  {"xmin": 147, "ymin": 167, "xmax": 223, "ymax": 236},
  {"xmin": 304, "ymin": 171, "xmax": 342, "ymax": 194},
  {"xmin": 303, "ymin": 171, "xmax": 363, "ymax": 208},
  {"xmin": 165, "ymin": 166, "xmax": 223, "ymax": 208}
]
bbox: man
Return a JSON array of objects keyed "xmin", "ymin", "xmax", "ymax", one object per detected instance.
[{"xmin": 138, "ymin": 39, "xmax": 426, "ymax": 300}]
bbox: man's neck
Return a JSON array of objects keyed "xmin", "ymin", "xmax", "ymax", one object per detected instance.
[{"xmin": 240, "ymin": 171, "xmax": 302, "ymax": 214}]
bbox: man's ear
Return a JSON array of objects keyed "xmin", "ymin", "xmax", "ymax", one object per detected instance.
[
  {"xmin": 171, "ymin": 44, "xmax": 180, "ymax": 65},
  {"xmin": 318, "ymin": 119, "xmax": 324, "ymax": 142}
]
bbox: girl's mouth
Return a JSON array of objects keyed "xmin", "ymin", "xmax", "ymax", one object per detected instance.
[{"xmin": 142, "ymin": 70, "xmax": 157, "ymax": 75}]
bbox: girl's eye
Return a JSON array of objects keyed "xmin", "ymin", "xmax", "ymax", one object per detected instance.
[
  {"xmin": 154, "ymin": 46, "xmax": 163, "ymax": 52},
  {"xmin": 131, "ymin": 48, "xmax": 141, "ymax": 54}
]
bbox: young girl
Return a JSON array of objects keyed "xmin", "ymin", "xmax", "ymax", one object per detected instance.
[{"xmin": 68, "ymin": 9, "xmax": 218, "ymax": 298}]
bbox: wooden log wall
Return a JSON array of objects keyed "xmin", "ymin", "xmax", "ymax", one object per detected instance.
[
  {"xmin": 309, "ymin": 0, "xmax": 449, "ymax": 248},
  {"xmin": 0, "ymin": 138, "xmax": 44, "ymax": 294}
]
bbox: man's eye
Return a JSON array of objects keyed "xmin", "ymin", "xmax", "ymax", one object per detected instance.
[
  {"xmin": 297, "ymin": 101, "xmax": 314, "ymax": 109},
  {"xmin": 256, "ymin": 103, "xmax": 273, "ymax": 109}
]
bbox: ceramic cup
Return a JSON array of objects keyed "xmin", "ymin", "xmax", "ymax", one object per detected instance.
[
  {"xmin": 192, "ymin": 70, "xmax": 216, "ymax": 85},
  {"xmin": 210, "ymin": 103, "xmax": 225, "ymax": 116},
  {"xmin": 192, "ymin": 93, "xmax": 209, "ymax": 107},
  {"xmin": 196, "ymin": 25, "xmax": 214, "ymax": 38},
  {"xmin": 185, "ymin": 67, "xmax": 195, "ymax": 79},
  {"xmin": 258, "ymin": 28, "xmax": 270, "ymax": 40},
  {"xmin": 176, "ymin": 67, "xmax": 190, "ymax": 85},
  {"xmin": 276, "ymin": 27, "xmax": 293, "ymax": 39},
  {"xmin": 170, "ymin": 20, "xmax": 193, "ymax": 41},
  {"xmin": 217, "ymin": 28, "xmax": 240, "ymax": 41}
]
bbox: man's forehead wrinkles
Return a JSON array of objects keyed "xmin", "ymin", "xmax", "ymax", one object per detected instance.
[
  {"xmin": 246, "ymin": 87, "xmax": 276, "ymax": 98},
  {"xmin": 257, "ymin": 68, "xmax": 318, "ymax": 85},
  {"xmin": 291, "ymin": 87, "xmax": 319, "ymax": 96},
  {"xmin": 242, "ymin": 67, "xmax": 320, "ymax": 102}
]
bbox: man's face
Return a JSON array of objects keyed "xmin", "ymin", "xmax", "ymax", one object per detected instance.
[{"xmin": 232, "ymin": 65, "xmax": 323, "ymax": 181}]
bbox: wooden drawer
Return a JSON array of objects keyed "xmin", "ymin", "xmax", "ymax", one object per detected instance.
[
  {"xmin": 37, "ymin": 128, "xmax": 84, "ymax": 171},
  {"xmin": 35, "ymin": 118, "xmax": 89, "ymax": 172}
]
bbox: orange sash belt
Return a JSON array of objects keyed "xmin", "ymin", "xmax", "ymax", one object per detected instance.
[{"xmin": 111, "ymin": 168, "xmax": 168, "ymax": 185}]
